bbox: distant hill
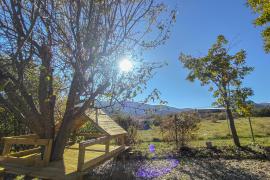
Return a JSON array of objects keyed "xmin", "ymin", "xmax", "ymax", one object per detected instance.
[
  {"xmin": 254, "ymin": 102, "xmax": 270, "ymax": 108},
  {"xmin": 101, "ymin": 101, "xmax": 191, "ymax": 117},
  {"xmin": 99, "ymin": 101, "xmax": 270, "ymax": 118}
]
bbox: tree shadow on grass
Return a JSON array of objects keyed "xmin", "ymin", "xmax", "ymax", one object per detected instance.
[
  {"xmin": 177, "ymin": 157, "xmax": 265, "ymax": 180},
  {"xmin": 177, "ymin": 146, "xmax": 269, "ymax": 160},
  {"xmin": 84, "ymin": 158, "xmax": 137, "ymax": 180}
]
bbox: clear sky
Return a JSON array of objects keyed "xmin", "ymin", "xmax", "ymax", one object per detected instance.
[{"xmin": 136, "ymin": 0, "xmax": 270, "ymax": 109}]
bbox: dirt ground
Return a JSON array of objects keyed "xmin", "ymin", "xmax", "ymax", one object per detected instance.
[
  {"xmin": 85, "ymin": 157, "xmax": 269, "ymax": 180},
  {"xmin": 86, "ymin": 146, "xmax": 270, "ymax": 180}
]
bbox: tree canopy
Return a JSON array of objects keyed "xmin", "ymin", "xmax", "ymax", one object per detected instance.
[
  {"xmin": 247, "ymin": 0, "xmax": 270, "ymax": 53},
  {"xmin": 179, "ymin": 35, "xmax": 254, "ymax": 147},
  {"xmin": 0, "ymin": 0, "xmax": 176, "ymax": 160}
]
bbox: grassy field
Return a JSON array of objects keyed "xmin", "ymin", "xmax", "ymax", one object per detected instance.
[{"xmin": 134, "ymin": 117, "xmax": 270, "ymax": 154}]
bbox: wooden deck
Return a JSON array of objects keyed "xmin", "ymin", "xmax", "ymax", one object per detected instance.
[
  {"xmin": 0, "ymin": 143, "xmax": 127, "ymax": 179},
  {"xmin": 0, "ymin": 109, "xmax": 128, "ymax": 179}
]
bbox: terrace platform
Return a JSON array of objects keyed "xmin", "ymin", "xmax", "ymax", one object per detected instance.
[{"xmin": 0, "ymin": 143, "xmax": 128, "ymax": 179}]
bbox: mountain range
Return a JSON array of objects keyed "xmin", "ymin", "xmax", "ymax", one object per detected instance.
[{"xmin": 102, "ymin": 101, "xmax": 270, "ymax": 117}]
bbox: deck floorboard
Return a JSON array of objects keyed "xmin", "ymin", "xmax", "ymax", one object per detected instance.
[{"xmin": 0, "ymin": 144, "xmax": 126, "ymax": 179}]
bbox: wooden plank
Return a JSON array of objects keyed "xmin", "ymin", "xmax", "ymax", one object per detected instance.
[
  {"xmin": 105, "ymin": 140, "xmax": 109, "ymax": 154},
  {"xmin": 43, "ymin": 139, "xmax": 52, "ymax": 165},
  {"xmin": 77, "ymin": 144, "xmax": 85, "ymax": 172},
  {"xmin": 0, "ymin": 167, "xmax": 4, "ymax": 180},
  {"xmin": 119, "ymin": 135, "xmax": 125, "ymax": 146},
  {"xmin": 76, "ymin": 132, "xmax": 105, "ymax": 138},
  {"xmin": 82, "ymin": 145, "xmax": 125, "ymax": 171},
  {"xmin": 1, "ymin": 153, "xmax": 41, "ymax": 166},
  {"xmin": 85, "ymin": 109, "xmax": 127, "ymax": 136},
  {"xmin": 80, "ymin": 136, "xmax": 109, "ymax": 148},
  {"xmin": 2, "ymin": 134, "xmax": 38, "ymax": 139},
  {"xmin": 0, "ymin": 167, "xmax": 4, "ymax": 173},
  {"xmin": 2, "ymin": 143, "xmax": 12, "ymax": 156},
  {"xmin": 2, "ymin": 138, "xmax": 50, "ymax": 146},
  {"xmin": 0, "ymin": 143, "xmax": 128, "ymax": 179},
  {"xmin": 8, "ymin": 148, "xmax": 40, "ymax": 157}
]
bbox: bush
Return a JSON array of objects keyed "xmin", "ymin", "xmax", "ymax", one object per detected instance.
[
  {"xmin": 152, "ymin": 115, "xmax": 162, "ymax": 126},
  {"xmin": 161, "ymin": 111, "xmax": 200, "ymax": 148},
  {"xmin": 112, "ymin": 113, "xmax": 138, "ymax": 145},
  {"xmin": 152, "ymin": 138, "xmax": 161, "ymax": 142},
  {"xmin": 127, "ymin": 126, "xmax": 137, "ymax": 145},
  {"xmin": 252, "ymin": 107, "xmax": 270, "ymax": 117}
]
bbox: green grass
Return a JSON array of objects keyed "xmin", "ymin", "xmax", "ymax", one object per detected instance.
[{"xmin": 136, "ymin": 117, "xmax": 270, "ymax": 148}]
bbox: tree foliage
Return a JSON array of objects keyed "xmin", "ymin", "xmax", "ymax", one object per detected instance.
[
  {"xmin": 179, "ymin": 35, "xmax": 254, "ymax": 147},
  {"xmin": 247, "ymin": 0, "xmax": 270, "ymax": 52},
  {"xmin": 112, "ymin": 113, "xmax": 138, "ymax": 145}
]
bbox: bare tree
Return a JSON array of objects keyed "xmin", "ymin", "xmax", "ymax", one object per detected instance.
[
  {"xmin": 161, "ymin": 112, "xmax": 200, "ymax": 148},
  {"xmin": 0, "ymin": 0, "xmax": 175, "ymax": 160}
]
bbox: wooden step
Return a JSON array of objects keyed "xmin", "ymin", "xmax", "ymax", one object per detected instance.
[{"xmin": 0, "ymin": 167, "xmax": 5, "ymax": 180}]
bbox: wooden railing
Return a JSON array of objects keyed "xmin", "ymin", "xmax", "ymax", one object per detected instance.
[
  {"xmin": 76, "ymin": 134, "xmax": 127, "ymax": 172},
  {"xmin": 77, "ymin": 136, "xmax": 110, "ymax": 171},
  {"xmin": 0, "ymin": 135, "xmax": 52, "ymax": 167}
]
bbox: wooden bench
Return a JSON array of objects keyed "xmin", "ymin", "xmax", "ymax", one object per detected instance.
[{"xmin": 0, "ymin": 134, "xmax": 52, "ymax": 167}]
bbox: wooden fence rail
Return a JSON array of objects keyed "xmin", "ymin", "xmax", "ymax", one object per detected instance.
[
  {"xmin": 77, "ymin": 136, "xmax": 111, "ymax": 171},
  {"xmin": 0, "ymin": 135, "xmax": 52, "ymax": 167}
]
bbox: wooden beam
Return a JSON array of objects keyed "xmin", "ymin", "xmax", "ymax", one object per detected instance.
[
  {"xmin": 77, "ymin": 144, "xmax": 85, "ymax": 172},
  {"xmin": 105, "ymin": 139, "xmax": 110, "ymax": 154},
  {"xmin": 1, "ymin": 143, "xmax": 12, "ymax": 156},
  {"xmin": 2, "ymin": 134, "xmax": 38, "ymax": 139},
  {"xmin": 79, "ymin": 136, "xmax": 109, "ymax": 148},
  {"xmin": 2, "ymin": 138, "xmax": 50, "ymax": 146},
  {"xmin": 120, "ymin": 135, "xmax": 125, "ymax": 146},
  {"xmin": 82, "ymin": 145, "xmax": 125, "ymax": 171},
  {"xmin": 8, "ymin": 148, "xmax": 41, "ymax": 157},
  {"xmin": 0, "ymin": 167, "xmax": 4, "ymax": 180},
  {"xmin": 1, "ymin": 153, "xmax": 41, "ymax": 166},
  {"xmin": 43, "ymin": 139, "xmax": 52, "ymax": 165},
  {"xmin": 76, "ymin": 132, "xmax": 105, "ymax": 138}
]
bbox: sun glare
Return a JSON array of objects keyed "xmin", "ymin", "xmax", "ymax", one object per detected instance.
[{"xmin": 119, "ymin": 58, "xmax": 133, "ymax": 72}]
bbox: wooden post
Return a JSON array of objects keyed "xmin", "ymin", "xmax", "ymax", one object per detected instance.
[
  {"xmin": 120, "ymin": 135, "xmax": 125, "ymax": 147},
  {"xmin": 95, "ymin": 108, "xmax": 98, "ymax": 124},
  {"xmin": 43, "ymin": 139, "xmax": 53, "ymax": 165},
  {"xmin": 77, "ymin": 144, "xmax": 85, "ymax": 171},
  {"xmin": 0, "ymin": 167, "xmax": 5, "ymax": 180},
  {"xmin": 2, "ymin": 142, "xmax": 11, "ymax": 156},
  {"xmin": 105, "ymin": 139, "xmax": 110, "ymax": 154}
]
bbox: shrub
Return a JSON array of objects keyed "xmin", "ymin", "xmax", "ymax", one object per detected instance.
[
  {"xmin": 152, "ymin": 138, "xmax": 161, "ymax": 142},
  {"xmin": 112, "ymin": 113, "xmax": 138, "ymax": 145},
  {"xmin": 127, "ymin": 126, "xmax": 137, "ymax": 145},
  {"xmin": 161, "ymin": 111, "xmax": 200, "ymax": 148}
]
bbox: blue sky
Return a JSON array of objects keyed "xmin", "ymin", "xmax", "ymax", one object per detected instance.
[{"xmin": 136, "ymin": 0, "xmax": 270, "ymax": 109}]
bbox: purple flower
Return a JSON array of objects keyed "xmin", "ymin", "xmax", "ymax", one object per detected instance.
[{"xmin": 149, "ymin": 144, "xmax": 155, "ymax": 153}]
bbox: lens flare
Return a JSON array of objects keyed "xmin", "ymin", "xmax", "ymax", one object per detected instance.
[{"xmin": 119, "ymin": 58, "xmax": 133, "ymax": 72}]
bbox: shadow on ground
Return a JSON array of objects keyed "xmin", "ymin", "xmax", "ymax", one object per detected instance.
[{"xmin": 84, "ymin": 147, "xmax": 270, "ymax": 180}]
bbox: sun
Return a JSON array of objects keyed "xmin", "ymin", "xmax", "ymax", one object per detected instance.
[{"xmin": 119, "ymin": 58, "xmax": 133, "ymax": 72}]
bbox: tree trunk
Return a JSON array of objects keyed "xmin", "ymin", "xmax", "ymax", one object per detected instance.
[
  {"xmin": 51, "ymin": 114, "xmax": 74, "ymax": 161},
  {"xmin": 226, "ymin": 107, "xmax": 241, "ymax": 147},
  {"xmin": 174, "ymin": 115, "xmax": 178, "ymax": 149},
  {"xmin": 248, "ymin": 116, "xmax": 255, "ymax": 143}
]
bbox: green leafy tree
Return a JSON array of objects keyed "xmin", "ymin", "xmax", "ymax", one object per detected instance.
[
  {"xmin": 247, "ymin": 0, "xmax": 270, "ymax": 52},
  {"xmin": 179, "ymin": 35, "xmax": 254, "ymax": 147}
]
